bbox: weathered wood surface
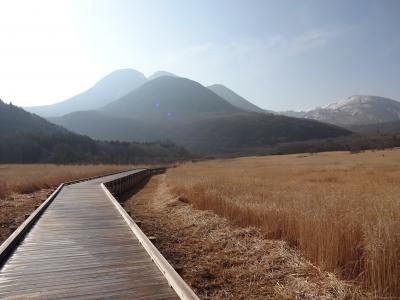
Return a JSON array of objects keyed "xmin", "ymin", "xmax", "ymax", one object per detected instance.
[{"xmin": 0, "ymin": 170, "xmax": 178, "ymax": 299}]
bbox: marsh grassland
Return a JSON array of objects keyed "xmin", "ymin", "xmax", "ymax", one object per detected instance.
[{"xmin": 167, "ymin": 150, "xmax": 400, "ymax": 298}]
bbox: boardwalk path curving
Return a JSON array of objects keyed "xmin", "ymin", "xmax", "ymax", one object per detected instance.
[{"xmin": 0, "ymin": 170, "xmax": 185, "ymax": 299}]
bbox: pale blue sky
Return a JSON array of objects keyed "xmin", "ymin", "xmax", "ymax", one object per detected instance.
[{"xmin": 0, "ymin": 0, "xmax": 399, "ymax": 110}]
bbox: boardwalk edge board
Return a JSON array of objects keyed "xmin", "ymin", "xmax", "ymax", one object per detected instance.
[
  {"xmin": 101, "ymin": 181, "xmax": 200, "ymax": 300},
  {"xmin": 0, "ymin": 183, "xmax": 65, "ymax": 266}
]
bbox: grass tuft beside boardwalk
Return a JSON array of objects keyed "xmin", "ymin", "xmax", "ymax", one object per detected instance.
[
  {"xmin": 0, "ymin": 164, "xmax": 140, "ymax": 199},
  {"xmin": 166, "ymin": 150, "xmax": 400, "ymax": 298}
]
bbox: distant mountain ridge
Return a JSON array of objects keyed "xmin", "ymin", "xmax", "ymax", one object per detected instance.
[
  {"xmin": 280, "ymin": 95, "xmax": 400, "ymax": 126},
  {"xmin": 20, "ymin": 67, "xmax": 354, "ymax": 155},
  {"xmin": 9, "ymin": 65, "xmax": 400, "ymax": 158},
  {"xmin": 306, "ymin": 95, "xmax": 400, "ymax": 125},
  {"xmin": 24, "ymin": 64, "xmax": 400, "ymax": 129}
]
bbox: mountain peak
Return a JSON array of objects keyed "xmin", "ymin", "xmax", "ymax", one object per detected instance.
[
  {"xmin": 148, "ymin": 70, "xmax": 177, "ymax": 81},
  {"xmin": 208, "ymin": 83, "xmax": 227, "ymax": 89},
  {"xmin": 25, "ymin": 69, "xmax": 147, "ymax": 117},
  {"xmin": 207, "ymin": 84, "xmax": 264, "ymax": 113},
  {"xmin": 104, "ymin": 68, "xmax": 144, "ymax": 76},
  {"xmin": 93, "ymin": 68, "xmax": 146, "ymax": 88}
]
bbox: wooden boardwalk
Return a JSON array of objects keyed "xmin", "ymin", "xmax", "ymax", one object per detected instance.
[{"xmin": 0, "ymin": 170, "xmax": 182, "ymax": 299}]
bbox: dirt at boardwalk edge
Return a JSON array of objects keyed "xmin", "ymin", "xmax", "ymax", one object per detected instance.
[
  {"xmin": 123, "ymin": 174, "xmax": 365, "ymax": 300},
  {"xmin": 0, "ymin": 189, "xmax": 53, "ymax": 244}
]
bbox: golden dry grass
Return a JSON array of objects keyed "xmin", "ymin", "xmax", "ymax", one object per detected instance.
[
  {"xmin": 166, "ymin": 150, "xmax": 400, "ymax": 298},
  {"xmin": 125, "ymin": 175, "xmax": 360, "ymax": 299},
  {"xmin": 0, "ymin": 164, "xmax": 139, "ymax": 199}
]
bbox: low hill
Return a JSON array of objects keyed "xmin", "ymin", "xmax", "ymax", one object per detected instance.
[
  {"xmin": 51, "ymin": 111, "xmax": 350, "ymax": 155},
  {"xmin": 170, "ymin": 113, "xmax": 351, "ymax": 154},
  {"xmin": 207, "ymin": 84, "xmax": 264, "ymax": 113},
  {"xmin": 348, "ymin": 120, "xmax": 400, "ymax": 136},
  {"xmin": 0, "ymin": 100, "xmax": 190, "ymax": 163},
  {"xmin": 25, "ymin": 69, "xmax": 147, "ymax": 117}
]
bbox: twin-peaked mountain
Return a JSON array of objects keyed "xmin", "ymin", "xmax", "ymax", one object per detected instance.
[{"xmin": 39, "ymin": 71, "xmax": 350, "ymax": 155}]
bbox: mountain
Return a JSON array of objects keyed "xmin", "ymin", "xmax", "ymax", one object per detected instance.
[
  {"xmin": 148, "ymin": 71, "xmax": 177, "ymax": 80},
  {"xmin": 25, "ymin": 69, "xmax": 147, "ymax": 117},
  {"xmin": 283, "ymin": 95, "xmax": 400, "ymax": 126},
  {"xmin": 50, "ymin": 76, "xmax": 351, "ymax": 155},
  {"xmin": 102, "ymin": 76, "xmax": 242, "ymax": 121},
  {"xmin": 0, "ymin": 100, "xmax": 190, "ymax": 163},
  {"xmin": 207, "ymin": 84, "xmax": 264, "ymax": 113}
]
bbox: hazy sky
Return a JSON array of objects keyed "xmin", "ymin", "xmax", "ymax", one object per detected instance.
[{"xmin": 0, "ymin": 0, "xmax": 399, "ymax": 111}]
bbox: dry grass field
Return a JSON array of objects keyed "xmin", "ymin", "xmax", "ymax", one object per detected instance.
[
  {"xmin": 166, "ymin": 150, "xmax": 400, "ymax": 298},
  {"xmin": 125, "ymin": 174, "xmax": 360, "ymax": 299},
  {"xmin": 0, "ymin": 164, "xmax": 138, "ymax": 199}
]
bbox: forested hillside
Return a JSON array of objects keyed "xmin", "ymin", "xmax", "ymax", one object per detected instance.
[{"xmin": 0, "ymin": 100, "xmax": 190, "ymax": 163}]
